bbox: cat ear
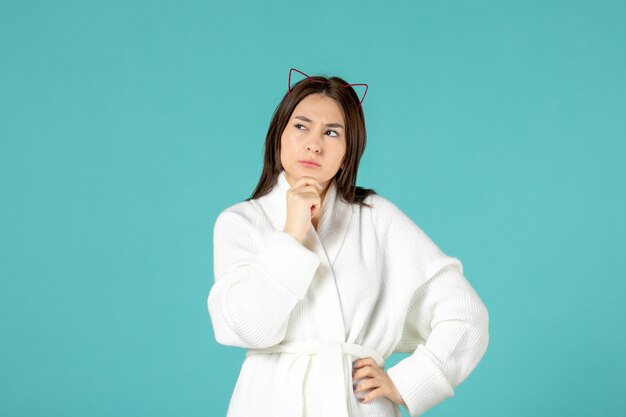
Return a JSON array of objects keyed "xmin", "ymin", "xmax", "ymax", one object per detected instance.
[
  {"xmin": 288, "ymin": 68, "xmax": 312, "ymax": 93},
  {"xmin": 288, "ymin": 68, "xmax": 368, "ymax": 109},
  {"xmin": 343, "ymin": 83, "xmax": 368, "ymax": 110}
]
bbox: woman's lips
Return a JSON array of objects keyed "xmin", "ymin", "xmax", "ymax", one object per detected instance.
[{"xmin": 299, "ymin": 161, "xmax": 320, "ymax": 168}]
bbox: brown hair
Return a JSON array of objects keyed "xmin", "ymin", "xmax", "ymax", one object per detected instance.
[{"xmin": 245, "ymin": 73, "xmax": 377, "ymax": 207}]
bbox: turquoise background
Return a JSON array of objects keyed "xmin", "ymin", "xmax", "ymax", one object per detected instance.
[{"xmin": 1, "ymin": 0, "xmax": 624, "ymax": 416}]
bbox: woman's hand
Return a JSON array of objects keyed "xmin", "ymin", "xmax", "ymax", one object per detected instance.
[
  {"xmin": 352, "ymin": 357, "xmax": 407, "ymax": 407},
  {"xmin": 283, "ymin": 176, "xmax": 324, "ymax": 243}
]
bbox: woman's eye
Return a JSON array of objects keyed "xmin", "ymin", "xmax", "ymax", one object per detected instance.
[{"xmin": 293, "ymin": 124, "xmax": 338, "ymax": 137}]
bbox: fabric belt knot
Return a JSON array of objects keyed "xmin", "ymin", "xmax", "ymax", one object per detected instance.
[{"xmin": 246, "ymin": 339, "xmax": 385, "ymax": 417}]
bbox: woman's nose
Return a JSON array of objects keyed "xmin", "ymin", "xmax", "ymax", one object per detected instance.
[
  {"xmin": 307, "ymin": 142, "xmax": 321, "ymax": 153},
  {"xmin": 306, "ymin": 135, "xmax": 322, "ymax": 152}
]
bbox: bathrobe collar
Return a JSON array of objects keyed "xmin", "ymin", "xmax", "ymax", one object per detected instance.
[
  {"xmin": 256, "ymin": 169, "xmax": 354, "ymax": 268},
  {"xmin": 254, "ymin": 170, "xmax": 361, "ymax": 416}
]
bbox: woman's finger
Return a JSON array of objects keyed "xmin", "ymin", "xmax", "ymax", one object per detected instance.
[
  {"xmin": 352, "ymin": 365, "xmax": 382, "ymax": 381},
  {"xmin": 352, "ymin": 357, "xmax": 377, "ymax": 369},
  {"xmin": 360, "ymin": 387, "xmax": 385, "ymax": 403},
  {"xmin": 353, "ymin": 377, "xmax": 382, "ymax": 394},
  {"xmin": 291, "ymin": 176, "xmax": 323, "ymax": 191}
]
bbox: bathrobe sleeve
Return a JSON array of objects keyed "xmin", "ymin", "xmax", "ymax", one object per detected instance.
[
  {"xmin": 208, "ymin": 207, "xmax": 321, "ymax": 349},
  {"xmin": 372, "ymin": 196, "xmax": 490, "ymax": 417}
]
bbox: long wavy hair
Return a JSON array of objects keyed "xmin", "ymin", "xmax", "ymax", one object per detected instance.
[{"xmin": 246, "ymin": 73, "xmax": 377, "ymax": 207}]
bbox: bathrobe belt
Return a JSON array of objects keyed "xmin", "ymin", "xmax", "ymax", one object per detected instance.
[{"xmin": 246, "ymin": 339, "xmax": 385, "ymax": 417}]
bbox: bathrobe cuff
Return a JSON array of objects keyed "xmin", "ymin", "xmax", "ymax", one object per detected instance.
[
  {"xmin": 254, "ymin": 230, "xmax": 321, "ymax": 299},
  {"xmin": 386, "ymin": 344, "xmax": 454, "ymax": 417}
]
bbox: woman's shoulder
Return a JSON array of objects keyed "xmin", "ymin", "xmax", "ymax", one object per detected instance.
[
  {"xmin": 361, "ymin": 192, "xmax": 406, "ymax": 220},
  {"xmin": 360, "ymin": 191, "xmax": 430, "ymax": 239},
  {"xmin": 218, "ymin": 198, "xmax": 256, "ymax": 215},
  {"xmin": 213, "ymin": 199, "xmax": 259, "ymax": 232},
  {"xmin": 362, "ymin": 192, "xmax": 394, "ymax": 207}
]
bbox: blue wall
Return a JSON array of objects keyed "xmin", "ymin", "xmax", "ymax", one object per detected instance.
[{"xmin": 1, "ymin": 1, "xmax": 624, "ymax": 416}]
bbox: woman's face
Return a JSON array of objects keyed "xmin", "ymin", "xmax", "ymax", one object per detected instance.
[{"xmin": 280, "ymin": 93, "xmax": 347, "ymax": 190}]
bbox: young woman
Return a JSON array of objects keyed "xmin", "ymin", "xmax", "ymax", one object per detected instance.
[{"xmin": 208, "ymin": 68, "xmax": 489, "ymax": 417}]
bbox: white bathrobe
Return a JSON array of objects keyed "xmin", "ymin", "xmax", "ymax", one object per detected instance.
[{"xmin": 208, "ymin": 169, "xmax": 489, "ymax": 417}]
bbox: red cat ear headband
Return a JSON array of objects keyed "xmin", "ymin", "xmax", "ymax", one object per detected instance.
[{"xmin": 287, "ymin": 67, "xmax": 368, "ymax": 110}]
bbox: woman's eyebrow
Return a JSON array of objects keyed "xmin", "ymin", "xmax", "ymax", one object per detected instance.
[{"xmin": 294, "ymin": 115, "xmax": 344, "ymax": 129}]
